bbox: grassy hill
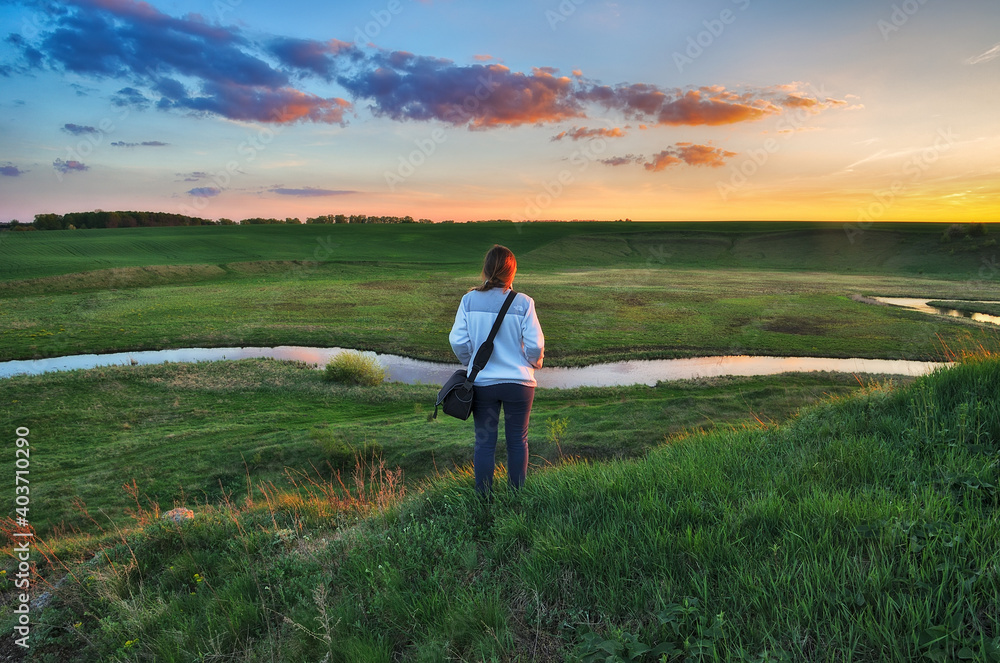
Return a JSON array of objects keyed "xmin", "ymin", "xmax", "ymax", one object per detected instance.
[
  {"xmin": 3, "ymin": 354, "xmax": 997, "ymax": 662},
  {"xmin": 0, "ymin": 357, "xmax": 877, "ymax": 538}
]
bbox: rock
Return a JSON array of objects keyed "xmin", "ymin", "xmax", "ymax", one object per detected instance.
[
  {"xmin": 30, "ymin": 590, "xmax": 53, "ymax": 611},
  {"xmin": 161, "ymin": 507, "xmax": 195, "ymax": 523}
]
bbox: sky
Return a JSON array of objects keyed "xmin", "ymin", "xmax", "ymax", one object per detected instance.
[{"xmin": 0, "ymin": 0, "xmax": 998, "ymax": 223}]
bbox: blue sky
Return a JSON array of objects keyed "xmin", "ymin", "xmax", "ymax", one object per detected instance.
[{"xmin": 1, "ymin": 0, "xmax": 998, "ymax": 223}]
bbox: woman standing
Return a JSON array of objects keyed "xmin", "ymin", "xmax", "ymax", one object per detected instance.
[{"xmin": 449, "ymin": 245, "xmax": 545, "ymax": 495}]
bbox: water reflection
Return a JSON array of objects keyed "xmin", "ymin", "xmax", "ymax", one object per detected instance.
[
  {"xmin": 0, "ymin": 345, "xmax": 948, "ymax": 387},
  {"xmin": 873, "ymin": 297, "xmax": 1000, "ymax": 326}
]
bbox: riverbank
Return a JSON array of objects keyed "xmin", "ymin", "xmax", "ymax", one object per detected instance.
[{"xmin": 0, "ymin": 344, "xmax": 949, "ymax": 383}]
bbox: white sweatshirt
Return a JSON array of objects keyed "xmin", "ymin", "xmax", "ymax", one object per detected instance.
[{"xmin": 449, "ymin": 288, "xmax": 545, "ymax": 386}]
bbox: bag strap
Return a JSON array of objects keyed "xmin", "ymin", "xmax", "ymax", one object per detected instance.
[{"xmin": 466, "ymin": 289, "xmax": 517, "ymax": 384}]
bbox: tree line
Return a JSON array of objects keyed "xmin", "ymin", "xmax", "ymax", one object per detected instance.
[
  {"xmin": 0, "ymin": 211, "xmax": 518, "ymax": 231},
  {"xmin": 23, "ymin": 211, "xmax": 214, "ymax": 230}
]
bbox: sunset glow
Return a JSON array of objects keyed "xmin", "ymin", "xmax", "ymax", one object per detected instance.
[{"xmin": 1, "ymin": 0, "xmax": 998, "ymax": 223}]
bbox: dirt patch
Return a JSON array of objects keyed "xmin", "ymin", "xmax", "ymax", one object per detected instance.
[
  {"xmin": 850, "ymin": 294, "xmax": 889, "ymax": 306},
  {"xmin": 614, "ymin": 293, "xmax": 650, "ymax": 307},
  {"xmin": 224, "ymin": 260, "xmax": 309, "ymax": 274},
  {"xmin": 760, "ymin": 317, "xmax": 831, "ymax": 336}
]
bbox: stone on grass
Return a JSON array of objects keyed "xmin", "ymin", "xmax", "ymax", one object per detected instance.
[{"xmin": 162, "ymin": 507, "xmax": 195, "ymax": 524}]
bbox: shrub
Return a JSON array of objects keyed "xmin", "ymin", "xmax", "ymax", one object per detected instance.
[
  {"xmin": 310, "ymin": 429, "xmax": 384, "ymax": 469},
  {"xmin": 324, "ymin": 351, "xmax": 386, "ymax": 386}
]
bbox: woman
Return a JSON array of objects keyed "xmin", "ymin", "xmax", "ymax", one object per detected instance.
[{"xmin": 449, "ymin": 244, "xmax": 545, "ymax": 495}]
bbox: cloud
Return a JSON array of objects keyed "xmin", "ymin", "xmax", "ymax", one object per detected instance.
[
  {"xmin": 70, "ymin": 82, "xmax": 96, "ymax": 96},
  {"xmin": 177, "ymin": 171, "xmax": 209, "ymax": 182},
  {"xmin": 776, "ymin": 126, "xmax": 824, "ymax": 135},
  {"xmin": 4, "ymin": 33, "xmax": 43, "ymax": 73},
  {"xmin": 157, "ymin": 81, "xmax": 353, "ymax": 123},
  {"xmin": 187, "ymin": 187, "xmax": 220, "ymax": 197},
  {"xmin": 581, "ymin": 85, "xmax": 772, "ymax": 126},
  {"xmin": 1, "ymin": 164, "xmax": 27, "ymax": 176},
  {"xmin": 53, "ymin": 158, "xmax": 89, "ymax": 173},
  {"xmin": 10, "ymin": 2, "xmax": 849, "ymax": 132},
  {"xmin": 643, "ymin": 143, "xmax": 737, "ymax": 172},
  {"xmin": 112, "ymin": 87, "xmax": 150, "ymax": 109},
  {"xmin": 966, "ymin": 43, "xmax": 1000, "ymax": 65},
  {"xmin": 551, "ymin": 126, "xmax": 626, "ymax": 141},
  {"xmin": 337, "ymin": 55, "xmax": 586, "ymax": 128},
  {"xmin": 20, "ymin": 0, "xmax": 352, "ymax": 124},
  {"xmin": 62, "ymin": 123, "xmax": 99, "ymax": 135},
  {"xmin": 579, "ymin": 83, "xmax": 848, "ymax": 128},
  {"xmin": 270, "ymin": 187, "xmax": 357, "ymax": 197},
  {"xmin": 780, "ymin": 94, "xmax": 849, "ymax": 112},
  {"xmin": 111, "ymin": 140, "xmax": 169, "ymax": 147},
  {"xmin": 644, "ymin": 152, "xmax": 681, "ymax": 171},
  {"xmin": 267, "ymin": 37, "xmax": 360, "ymax": 81},
  {"xmin": 600, "ymin": 154, "xmax": 643, "ymax": 167},
  {"xmin": 840, "ymin": 134, "xmax": 974, "ymax": 172}
]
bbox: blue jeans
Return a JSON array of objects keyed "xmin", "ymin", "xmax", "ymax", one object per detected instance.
[{"xmin": 472, "ymin": 383, "xmax": 535, "ymax": 494}]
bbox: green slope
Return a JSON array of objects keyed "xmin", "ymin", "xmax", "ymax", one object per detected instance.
[{"xmin": 5, "ymin": 356, "xmax": 997, "ymax": 662}]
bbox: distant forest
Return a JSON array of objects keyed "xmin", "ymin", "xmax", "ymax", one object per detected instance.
[{"xmin": 0, "ymin": 211, "xmax": 520, "ymax": 230}]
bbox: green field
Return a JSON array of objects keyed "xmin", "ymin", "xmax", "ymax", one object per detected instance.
[
  {"xmin": 0, "ymin": 222, "xmax": 995, "ymax": 282},
  {"xmin": 1, "ymin": 221, "xmax": 999, "ymax": 661},
  {"xmin": 2, "ymin": 223, "xmax": 998, "ymax": 364}
]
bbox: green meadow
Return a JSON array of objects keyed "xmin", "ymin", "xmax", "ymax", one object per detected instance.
[
  {"xmin": 1, "ymin": 223, "xmax": 998, "ymax": 364},
  {"xmin": 1, "ymin": 221, "xmax": 999, "ymax": 661}
]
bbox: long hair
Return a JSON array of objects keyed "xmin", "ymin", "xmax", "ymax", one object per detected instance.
[{"xmin": 473, "ymin": 244, "xmax": 517, "ymax": 292}]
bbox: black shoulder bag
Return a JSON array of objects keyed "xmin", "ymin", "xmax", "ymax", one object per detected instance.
[{"xmin": 434, "ymin": 290, "xmax": 517, "ymax": 420}]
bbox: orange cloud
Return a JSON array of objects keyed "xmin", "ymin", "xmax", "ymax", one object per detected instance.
[
  {"xmin": 580, "ymin": 84, "xmax": 784, "ymax": 127},
  {"xmin": 643, "ymin": 143, "xmax": 737, "ymax": 171},
  {"xmin": 643, "ymin": 153, "xmax": 681, "ymax": 171},
  {"xmin": 551, "ymin": 126, "xmax": 626, "ymax": 141},
  {"xmin": 656, "ymin": 89, "xmax": 775, "ymax": 126},
  {"xmin": 578, "ymin": 83, "xmax": 851, "ymax": 128},
  {"xmin": 264, "ymin": 90, "xmax": 352, "ymax": 123}
]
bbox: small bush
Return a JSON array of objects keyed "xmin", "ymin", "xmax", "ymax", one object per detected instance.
[
  {"xmin": 324, "ymin": 351, "xmax": 386, "ymax": 386},
  {"xmin": 310, "ymin": 428, "xmax": 384, "ymax": 469}
]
